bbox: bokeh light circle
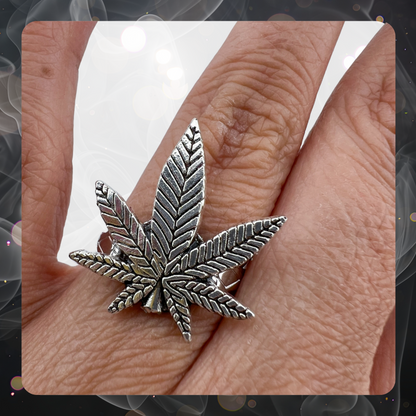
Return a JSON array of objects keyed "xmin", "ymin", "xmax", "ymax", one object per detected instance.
[
  {"xmin": 396, "ymin": 90, "xmax": 406, "ymax": 113},
  {"xmin": 156, "ymin": 49, "xmax": 172, "ymax": 64},
  {"xmin": 410, "ymin": 212, "xmax": 416, "ymax": 222},
  {"xmin": 218, "ymin": 396, "xmax": 246, "ymax": 411},
  {"xmin": 248, "ymin": 400, "xmax": 256, "ymax": 408},
  {"xmin": 376, "ymin": 15, "xmax": 384, "ymax": 22},
  {"xmin": 138, "ymin": 14, "xmax": 163, "ymax": 21},
  {"xmin": 353, "ymin": 4, "xmax": 360, "ymax": 11},
  {"xmin": 343, "ymin": 56, "xmax": 355, "ymax": 69},
  {"xmin": 121, "ymin": 26, "xmax": 146, "ymax": 52},
  {"xmin": 167, "ymin": 67, "xmax": 184, "ymax": 81},
  {"xmin": 11, "ymin": 221, "xmax": 21, "ymax": 246},
  {"xmin": 268, "ymin": 13, "xmax": 295, "ymax": 21},
  {"xmin": 133, "ymin": 86, "xmax": 168, "ymax": 120},
  {"xmin": 355, "ymin": 45, "xmax": 365, "ymax": 58},
  {"xmin": 10, "ymin": 376, "xmax": 23, "ymax": 390},
  {"xmin": 295, "ymin": 0, "xmax": 313, "ymax": 7}
]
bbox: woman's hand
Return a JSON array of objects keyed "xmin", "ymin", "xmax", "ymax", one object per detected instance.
[{"xmin": 22, "ymin": 21, "xmax": 395, "ymax": 395}]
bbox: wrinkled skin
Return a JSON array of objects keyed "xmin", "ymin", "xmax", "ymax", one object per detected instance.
[{"xmin": 22, "ymin": 21, "xmax": 395, "ymax": 395}]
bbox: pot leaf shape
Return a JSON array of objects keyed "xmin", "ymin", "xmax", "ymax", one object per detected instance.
[{"xmin": 69, "ymin": 119, "xmax": 287, "ymax": 342}]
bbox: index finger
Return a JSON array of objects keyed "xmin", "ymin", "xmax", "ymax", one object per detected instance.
[{"xmin": 22, "ymin": 21, "xmax": 96, "ymax": 324}]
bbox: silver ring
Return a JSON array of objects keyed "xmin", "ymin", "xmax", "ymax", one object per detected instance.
[
  {"xmin": 70, "ymin": 118, "xmax": 286, "ymax": 342},
  {"xmin": 98, "ymin": 231, "xmax": 245, "ymax": 293}
]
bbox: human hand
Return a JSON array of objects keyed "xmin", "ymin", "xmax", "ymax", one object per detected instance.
[{"xmin": 22, "ymin": 21, "xmax": 394, "ymax": 395}]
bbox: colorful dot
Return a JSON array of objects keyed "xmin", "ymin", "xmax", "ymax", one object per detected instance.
[
  {"xmin": 6, "ymin": 240, "xmax": 10, "ymax": 246},
  {"xmin": 410, "ymin": 213, "xmax": 416, "ymax": 222},
  {"xmin": 10, "ymin": 376, "xmax": 23, "ymax": 391},
  {"xmin": 248, "ymin": 400, "xmax": 256, "ymax": 408},
  {"xmin": 218, "ymin": 396, "xmax": 246, "ymax": 411},
  {"xmin": 376, "ymin": 15, "xmax": 384, "ymax": 22}
]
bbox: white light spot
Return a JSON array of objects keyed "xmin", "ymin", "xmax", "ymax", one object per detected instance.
[
  {"xmin": 11, "ymin": 221, "xmax": 22, "ymax": 246},
  {"xmin": 343, "ymin": 56, "xmax": 355, "ymax": 69},
  {"xmin": 167, "ymin": 67, "xmax": 183, "ymax": 81},
  {"xmin": 156, "ymin": 49, "xmax": 171, "ymax": 64},
  {"xmin": 355, "ymin": 45, "xmax": 365, "ymax": 58},
  {"xmin": 121, "ymin": 26, "xmax": 146, "ymax": 52}
]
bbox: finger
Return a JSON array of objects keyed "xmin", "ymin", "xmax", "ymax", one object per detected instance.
[
  {"xmin": 125, "ymin": 20, "xmax": 344, "ymax": 375},
  {"xmin": 129, "ymin": 21, "xmax": 343, "ymax": 237},
  {"xmin": 124, "ymin": 19, "xmax": 342, "ymax": 367},
  {"xmin": 178, "ymin": 24, "xmax": 395, "ymax": 394},
  {"xmin": 22, "ymin": 22, "xmax": 96, "ymax": 324},
  {"xmin": 23, "ymin": 21, "xmax": 343, "ymax": 394},
  {"xmin": 370, "ymin": 306, "xmax": 395, "ymax": 394}
]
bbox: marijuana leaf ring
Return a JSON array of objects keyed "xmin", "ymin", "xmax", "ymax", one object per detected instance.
[{"xmin": 69, "ymin": 119, "xmax": 286, "ymax": 342}]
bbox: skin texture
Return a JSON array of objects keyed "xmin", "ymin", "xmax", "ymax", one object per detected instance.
[{"xmin": 22, "ymin": 21, "xmax": 395, "ymax": 395}]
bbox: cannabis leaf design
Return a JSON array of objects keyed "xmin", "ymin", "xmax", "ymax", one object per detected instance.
[{"xmin": 70, "ymin": 119, "xmax": 287, "ymax": 342}]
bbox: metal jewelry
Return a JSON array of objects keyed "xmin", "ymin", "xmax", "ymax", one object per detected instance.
[{"xmin": 69, "ymin": 119, "xmax": 286, "ymax": 342}]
